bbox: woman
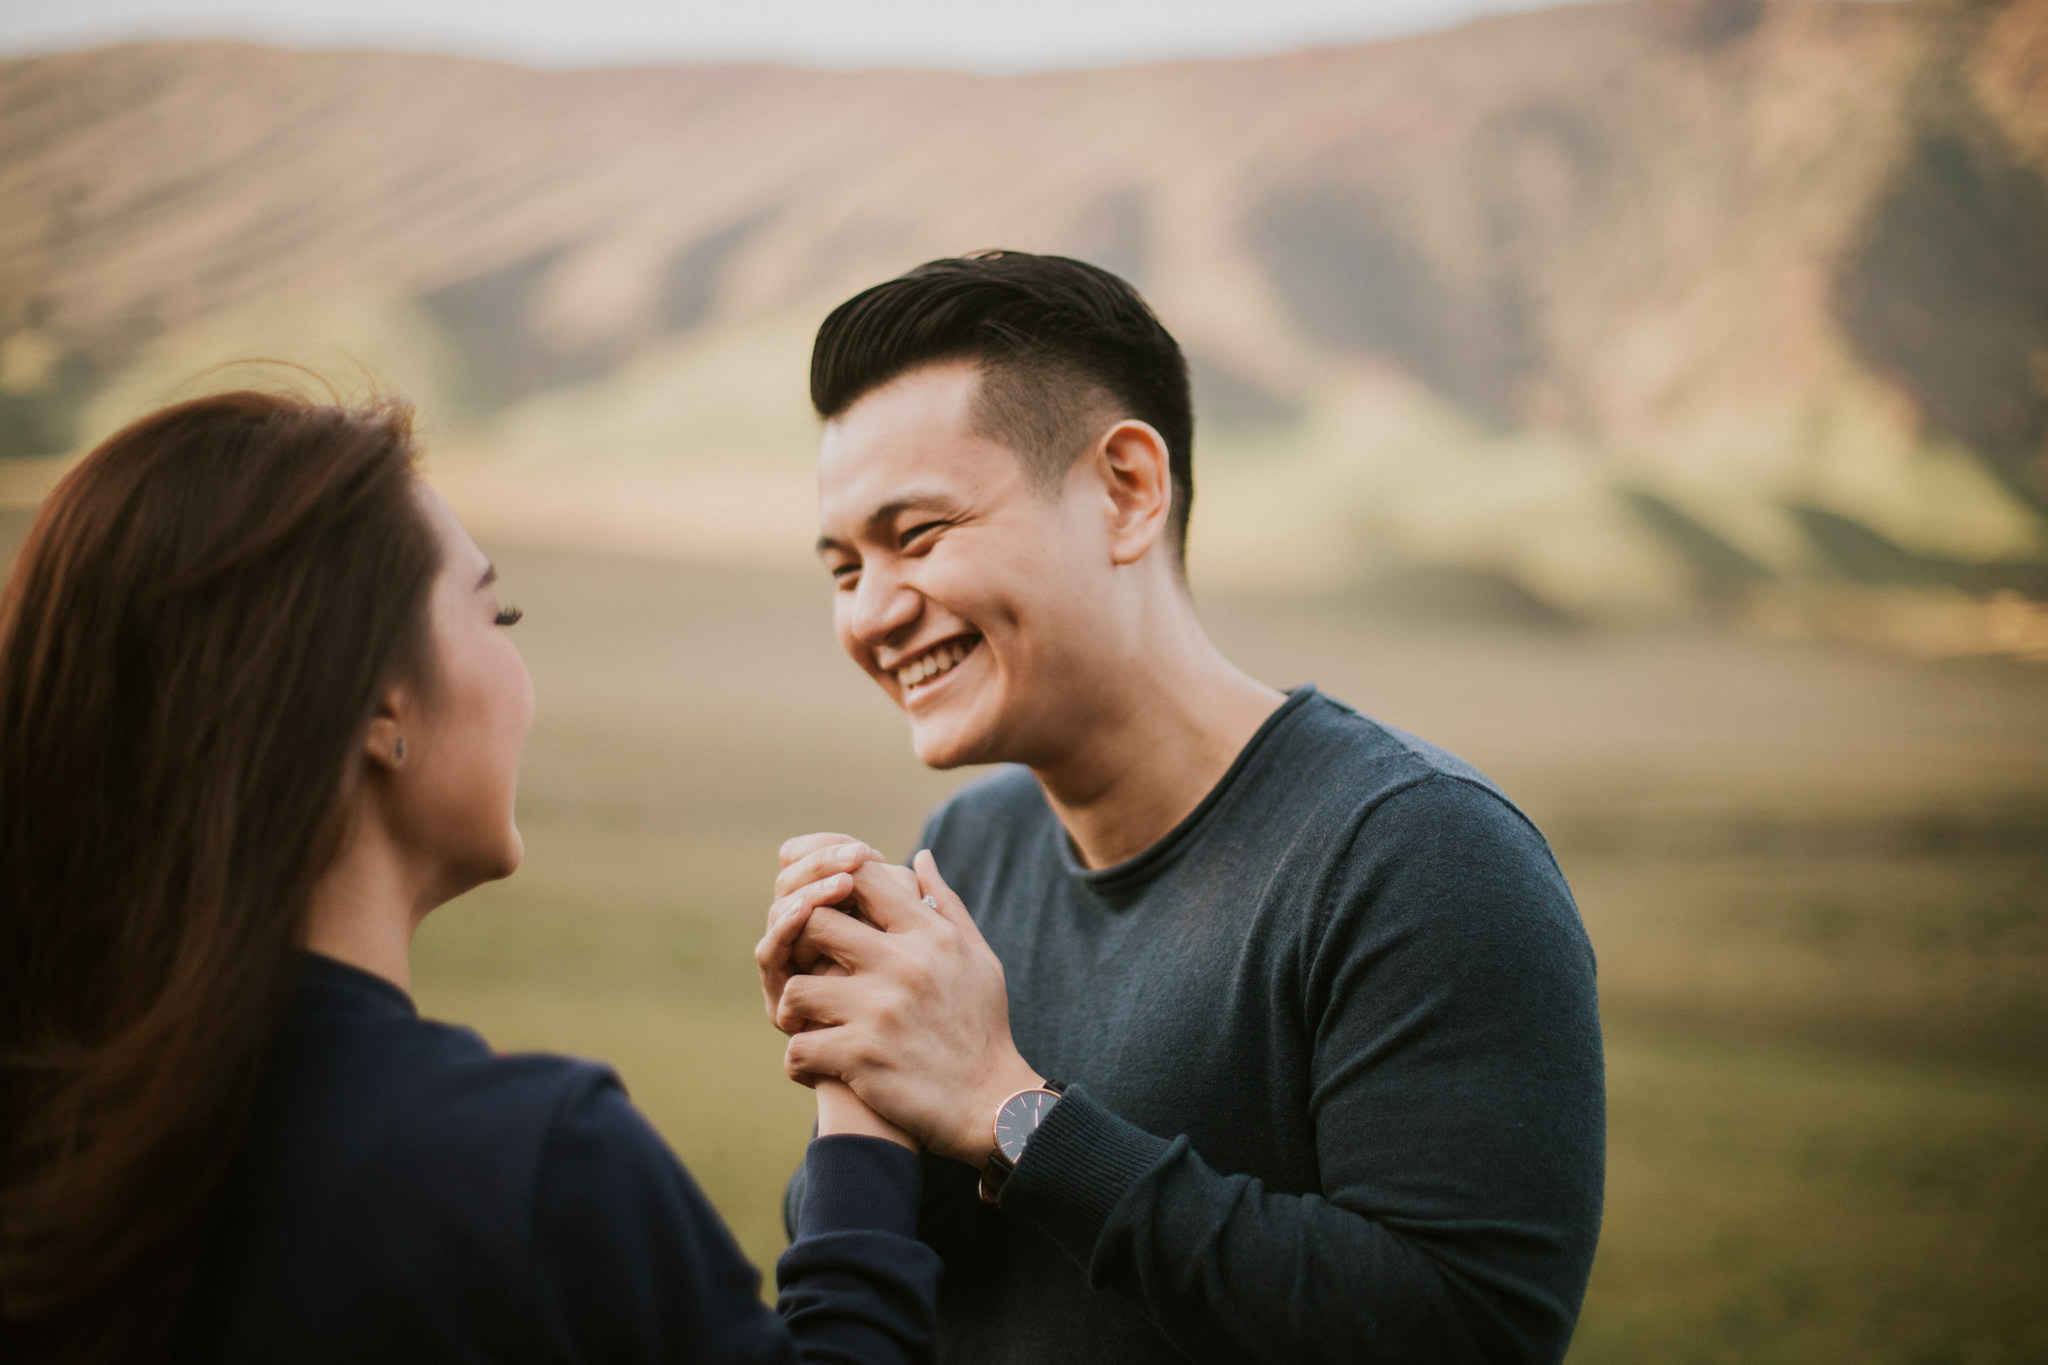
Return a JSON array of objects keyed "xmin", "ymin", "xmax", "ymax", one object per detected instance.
[{"xmin": 0, "ymin": 391, "xmax": 935, "ymax": 1364}]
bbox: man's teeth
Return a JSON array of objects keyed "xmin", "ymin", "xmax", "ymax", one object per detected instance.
[{"xmin": 897, "ymin": 641, "xmax": 971, "ymax": 688}]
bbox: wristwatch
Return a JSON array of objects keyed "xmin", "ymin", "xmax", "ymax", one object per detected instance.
[{"xmin": 978, "ymin": 1081, "xmax": 1065, "ymax": 1204}]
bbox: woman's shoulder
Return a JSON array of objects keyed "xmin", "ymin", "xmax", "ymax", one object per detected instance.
[
  {"xmin": 296, "ymin": 1020, "xmax": 646, "ymax": 1215},
  {"xmin": 396, "ymin": 1031, "xmax": 627, "ymax": 1172},
  {"xmin": 214, "ymin": 996, "xmax": 693, "ymax": 1358},
  {"xmin": 276, "ymin": 958, "xmax": 622, "ymax": 1171}
]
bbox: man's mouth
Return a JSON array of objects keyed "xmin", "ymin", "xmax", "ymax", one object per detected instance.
[{"xmin": 894, "ymin": 635, "xmax": 980, "ymax": 692}]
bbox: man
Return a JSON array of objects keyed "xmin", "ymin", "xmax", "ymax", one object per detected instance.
[{"xmin": 756, "ymin": 252, "xmax": 1604, "ymax": 1364}]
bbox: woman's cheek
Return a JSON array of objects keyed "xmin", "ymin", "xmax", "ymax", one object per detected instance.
[
  {"xmin": 497, "ymin": 646, "xmax": 534, "ymax": 805},
  {"xmin": 513, "ymin": 660, "xmax": 536, "ymax": 746}
]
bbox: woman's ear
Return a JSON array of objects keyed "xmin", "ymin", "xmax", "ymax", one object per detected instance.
[
  {"xmin": 362, "ymin": 685, "xmax": 413, "ymax": 772},
  {"xmin": 1096, "ymin": 419, "xmax": 1172, "ymax": 567}
]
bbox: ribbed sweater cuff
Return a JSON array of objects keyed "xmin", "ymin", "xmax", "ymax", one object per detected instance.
[
  {"xmin": 798, "ymin": 1135, "xmax": 924, "ymax": 1240},
  {"xmin": 1002, "ymin": 1086, "xmax": 1171, "ymax": 1267}
]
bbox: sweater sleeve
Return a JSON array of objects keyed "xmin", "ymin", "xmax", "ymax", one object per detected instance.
[
  {"xmin": 996, "ymin": 776, "xmax": 1607, "ymax": 1364},
  {"xmin": 776, "ymin": 1137, "xmax": 943, "ymax": 1364},
  {"xmin": 535, "ymin": 1074, "xmax": 940, "ymax": 1365}
]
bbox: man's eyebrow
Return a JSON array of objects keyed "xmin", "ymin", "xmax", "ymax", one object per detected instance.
[
  {"xmin": 476, "ymin": 564, "xmax": 498, "ymax": 590},
  {"xmin": 874, "ymin": 492, "xmax": 959, "ymax": 522},
  {"xmin": 815, "ymin": 491, "xmax": 963, "ymax": 557}
]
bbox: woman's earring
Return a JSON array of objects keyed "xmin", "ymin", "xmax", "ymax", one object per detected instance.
[{"xmin": 394, "ymin": 736, "xmax": 407, "ymax": 764}]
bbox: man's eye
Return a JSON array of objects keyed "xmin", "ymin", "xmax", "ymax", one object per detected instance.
[{"xmin": 900, "ymin": 521, "xmax": 946, "ymax": 548}]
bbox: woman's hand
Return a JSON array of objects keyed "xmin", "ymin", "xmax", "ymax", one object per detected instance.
[
  {"xmin": 815, "ymin": 1078, "xmax": 919, "ymax": 1151},
  {"xmin": 756, "ymin": 833, "xmax": 888, "ymax": 1028}
]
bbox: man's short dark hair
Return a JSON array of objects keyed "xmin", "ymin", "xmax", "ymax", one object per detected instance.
[{"xmin": 811, "ymin": 251, "xmax": 1195, "ymax": 566}]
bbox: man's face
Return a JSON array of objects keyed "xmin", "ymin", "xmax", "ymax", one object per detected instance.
[{"xmin": 816, "ymin": 360, "xmax": 1107, "ymax": 770}]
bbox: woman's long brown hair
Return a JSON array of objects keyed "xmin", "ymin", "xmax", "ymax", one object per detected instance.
[{"xmin": 0, "ymin": 390, "xmax": 441, "ymax": 1362}]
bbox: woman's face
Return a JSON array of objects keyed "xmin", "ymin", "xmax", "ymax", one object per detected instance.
[{"xmin": 391, "ymin": 485, "xmax": 535, "ymax": 904}]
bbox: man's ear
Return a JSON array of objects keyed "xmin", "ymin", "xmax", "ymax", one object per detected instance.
[{"xmin": 1095, "ymin": 420, "xmax": 1172, "ymax": 567}]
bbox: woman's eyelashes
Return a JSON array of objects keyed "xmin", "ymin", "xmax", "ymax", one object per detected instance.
[{"xmin": 494, "ymin": 605, "xmax": 523, "ymax": 627}]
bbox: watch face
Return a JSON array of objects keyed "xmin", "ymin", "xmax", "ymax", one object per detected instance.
[{"xmin": 995, "ymin": 1088, "xmax": 1058, "ymax": 1165}]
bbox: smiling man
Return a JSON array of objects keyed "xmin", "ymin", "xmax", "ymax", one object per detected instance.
[{"xmin": 759, "ymin": 252, "xmax": 1605, "ymax": 1364}]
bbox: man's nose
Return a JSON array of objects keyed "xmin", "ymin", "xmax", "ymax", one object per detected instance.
[{"xmin": 850, "ymin": 566, "xmax": 920, "ymax": 646}]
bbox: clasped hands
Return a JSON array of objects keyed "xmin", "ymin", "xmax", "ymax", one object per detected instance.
[{"xmin": 755, "ymin": 834, "xmax": 1043, "ymax": 1165}]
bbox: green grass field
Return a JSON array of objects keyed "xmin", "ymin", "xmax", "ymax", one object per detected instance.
[
  {"xmin": 396, "ymin": 543, "xmax": 2048, "ymax": 1362},
  {"xmin": 8, "ymin": 508, "xmax": 2043, "ymax": 1360}
]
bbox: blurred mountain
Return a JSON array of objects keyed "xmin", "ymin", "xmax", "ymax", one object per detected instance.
[{"xmin": 1, "ymin": 0, "xmax": 2044, "ymax": 651}]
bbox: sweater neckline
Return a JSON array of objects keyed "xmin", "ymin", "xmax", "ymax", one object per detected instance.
[
  {"xmin": 298, "ymin": 951, "xmax": 419, "ymax": 1019},
  {"xmin": 1054, "ymin": 685, "xmax": 1320, "ymax": 895}
]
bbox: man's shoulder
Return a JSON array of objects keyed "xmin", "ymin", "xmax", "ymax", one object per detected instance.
[
  {"xmin": 1246, "ymin": 688, "xmax": 1529, "ymax": 832},
  {"xmin": 1252, "ymin": 697, "xmax": 1587, "ymax": 998},
  {"xmin": 1286, "ymin": 689, "xmax": 1500, "ymax": 790},
  {"xmin": 1199, "ymin": 690, "xmax": 1573, "ymax": 924}
]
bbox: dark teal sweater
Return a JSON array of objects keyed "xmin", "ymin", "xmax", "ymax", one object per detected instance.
[{"xmin": 791, "ymin": 686, "xmax": 1604, "ymax": 1363}]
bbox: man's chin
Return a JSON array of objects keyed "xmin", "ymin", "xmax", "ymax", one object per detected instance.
[{"xmin": 909, "ymin": 716, "xmax": 998, "ymax": 771}]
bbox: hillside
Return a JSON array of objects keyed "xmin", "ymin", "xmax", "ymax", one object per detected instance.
[{"xmin": 1, "ymin": 0, "xmax": 2044, "ymax": 649}]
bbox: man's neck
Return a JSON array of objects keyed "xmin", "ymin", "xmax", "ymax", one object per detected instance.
[{"xmin": 1031, "ymin": 597, "xmax": 1285, "ymax": 871}]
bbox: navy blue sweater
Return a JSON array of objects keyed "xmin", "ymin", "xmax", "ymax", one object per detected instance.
[
  {"xmin": 191, "ymin": 954, "xmax": 939, "ymax": 1364},
  {"xmin": 789, "ymin": 686, "xmax": 1605, "ymax": 1363}
]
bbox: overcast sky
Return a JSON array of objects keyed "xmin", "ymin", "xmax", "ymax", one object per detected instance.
[{"xmin": 0, "ymin": 0, "xmax": 1589, "ymax": 72}]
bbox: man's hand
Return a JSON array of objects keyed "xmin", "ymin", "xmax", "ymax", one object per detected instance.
[
  {"xmin": 774, "ymin": 851, "xmax": 1044, "ymax": 1166},
  {"xmin": 755, "ymin": 833, "xmax": 887, "ymax": 1027}
]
